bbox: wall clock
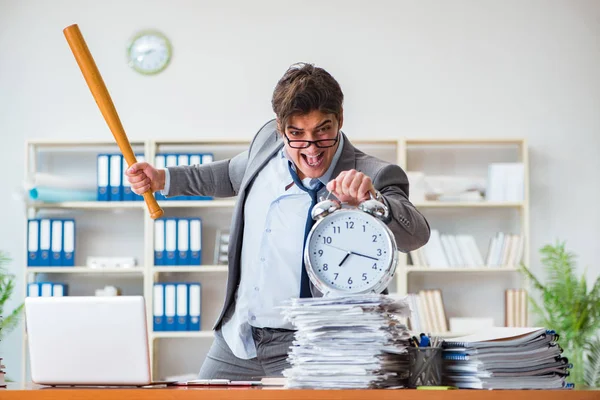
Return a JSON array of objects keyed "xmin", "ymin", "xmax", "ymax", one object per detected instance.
[{"xmin": 127, "ymin": 30, "xmax": 172, "ymax": 75}]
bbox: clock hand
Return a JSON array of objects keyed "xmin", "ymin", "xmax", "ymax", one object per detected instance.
[
  {"xmin": 338, "ymin": 253, "xmax": 351, "ymax": 267},
  {"xmin": 323, "ymin": 243, "xmax": 380, "ymax": 262},
  {"xmin": 323, "ymin": 243, "xmax": 351, "ymax": 253},
  {"xmin": 349, "ymin": 251, "xmax": 379, "ymax": 261}
]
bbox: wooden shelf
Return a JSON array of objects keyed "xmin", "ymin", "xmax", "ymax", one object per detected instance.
[
  {"xmin": 413, "ymin": 201, "xmax": 523, "ymax": 208},
  {"xmin": 153, "ymin": 265, "xmax": 227, "ymax": 273},
  {"xmin": 405, "ymin": 138, "xmax": 525, "ymax": 146},
  {"xmin": 27, "ymin": 139, "xmax": 145, "ymax": 147},
  {"xmin": 25, "ymin": 267, "xmax": 145, "ymax": 274},
  {"xmin": 26, "ymin": 201, "xmax": 143, "ymax": 209},
  {"xmin": 152, "ymin": 331, "xmax": 214, "ymax": 339},
  {"xmin": 159, "ymin": 199, "xmax": 236, "ymax": 208},
  {"xmin": 26, "ymin": 199, "xmax": 236, "ymax": 210},
  {"xmin": 406, "ymin": 266, "xmax": 520, "ymax": 273}
]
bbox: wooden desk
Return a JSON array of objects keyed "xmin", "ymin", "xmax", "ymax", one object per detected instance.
[{"xmin": 2, "ymin": 383, "xmax": 598, "ymax": 400}]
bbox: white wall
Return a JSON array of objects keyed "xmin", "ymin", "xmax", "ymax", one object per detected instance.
[{"xmin": 2, "ymin": 0, "xmax": 600, "ymax": 379}]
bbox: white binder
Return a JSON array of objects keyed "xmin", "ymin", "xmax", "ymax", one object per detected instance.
[
  {"xmin": 164, "ymin": 284, "xmax": 176, "ymax": 331},
  {"xmin": 41, "ymin": 282, "xmax": 53, "ymax": 297},
  {"xmin": 176, "ymin": 283, "xmax": 188, "ymax": 331},
  {"xmin": 50, "ymin": 219, "xmax": 63, "ymax": 266},
  {"xmin": 39, "ymin": 219, "xmax": 52, "ymax": 266}
]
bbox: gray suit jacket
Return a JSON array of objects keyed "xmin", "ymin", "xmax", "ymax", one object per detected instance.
[{"xmin": 167, "ymin": 119, "xmax": 430, "ymax": 329}]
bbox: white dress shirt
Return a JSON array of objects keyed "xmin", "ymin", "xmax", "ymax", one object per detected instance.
[{"xmin": 163, "ymin": 135, "xmax": 344, "ymax": 359}]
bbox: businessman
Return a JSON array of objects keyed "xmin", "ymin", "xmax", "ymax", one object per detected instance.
[{"xmin": 126, "ymin": 62, "xmax": 430, "ymax": 380}]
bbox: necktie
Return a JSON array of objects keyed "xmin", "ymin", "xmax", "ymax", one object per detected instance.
[{"xmin": 288, "ymin": 162, "xmax": 325, "ymax": 298}]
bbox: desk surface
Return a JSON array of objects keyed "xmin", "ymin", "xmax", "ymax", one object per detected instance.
[{"xmin": 2, "ymin": 383, "xmax": 599, "ymax": 400}]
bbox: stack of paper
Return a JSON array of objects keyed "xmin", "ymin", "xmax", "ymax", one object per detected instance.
[
  {"xmin": 280, "ymin": 294, "xmax": 412, "ymax": 389},
  {"xmin": 0, "ymin": 357, "xmax": 6, "ymax": 388},
  {"xmin": 442, "ymin": 327, "xmax": 573, "ymax": 389}
]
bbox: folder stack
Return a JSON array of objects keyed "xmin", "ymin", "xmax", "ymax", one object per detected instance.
[
  {"xmin": 280, "ymin": 294, "xmax": 412, "ymax": 389},
  {"xmin": 154, "ymin": 152, "xmax": 214, "ymax": 201},
  {"xmin": 0, "ymin": 358, "xmax": 5, "ymax": 388},
  {"xmin": 442, "ymin": 327, "xmax": 573, "ymax": 389},
  {"xmin": 26, "ymin": 172, "xmax": 97, "ymax": 203},
  {"xmin": 27, "ymin": 219, "xmax": 75, "ymax": 267},
  {"xmin": 154, "ymin": 218, "xmax": 202, "ymax": 266},
  {"xmin": 27, "ymin": 282, "xmax": 68, "ymax": 297},
  {"xmin": 153, "ymin": 282, "xmax": 201, "ymax": 331},
  {"xmin": 97, "ymin": 153, "xmax": 145, "ymax": 201}
]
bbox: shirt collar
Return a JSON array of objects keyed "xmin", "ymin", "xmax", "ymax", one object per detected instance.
[{"xmin": 281, "ymin": 132, "xmax": 345, "ymax": 189}]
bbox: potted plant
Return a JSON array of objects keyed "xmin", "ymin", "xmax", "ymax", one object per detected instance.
[
  {"xmin": 0, "ymin": 251, "xmax": 24, "ymax": 342},
  {"xmin": 520, "ymin": 241, "xmax": 600, "ymax": 387}
]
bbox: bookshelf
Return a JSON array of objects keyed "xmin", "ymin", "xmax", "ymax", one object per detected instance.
[
  {"xmin": 21, "ymin": 136, "xmax": 528, "ymax": 381},
  {"xmin": 396, "ymin": 138, "xmax": 529, "ymax": 338}
]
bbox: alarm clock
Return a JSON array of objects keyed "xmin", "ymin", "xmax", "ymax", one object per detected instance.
[{"xmin": 304, "ymin": 193, "xmax": 398, "ymax": 297}]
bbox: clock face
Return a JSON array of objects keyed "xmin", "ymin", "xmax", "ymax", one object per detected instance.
[
  {"xmin": 305, "ymin": 210, "xmax": 396, "ymax": 295},
  {"xmin": 127, "ymin": 31, "xmax": 171, "ymax": 75}
]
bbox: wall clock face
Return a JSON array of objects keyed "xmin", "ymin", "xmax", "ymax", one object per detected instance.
[{"xmin": 127, "ymin": 30, "xmax": 172, "ymax": 75}]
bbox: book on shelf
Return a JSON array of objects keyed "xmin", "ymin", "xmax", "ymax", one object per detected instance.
[
  {"xmin": 409, "ymin": 229, "xmax": 524, "ymax": 268},
  {"xmin": 407, "ymin": 289, "xmax": 448, "ymax": 334},
  {"xmin": 406, "ymin": 172, "xmax": 487, "ymax": 203},
  {"xmin": 485, "ymin": 233, "xmax": 524, "ymax": 267},
  {"xmin": 505, "ymin": 289, "xmax": 528, "ymax": 327},
  {"xmin": 486, "ymin": 162, "xmax": 524, "ymax": 202}
]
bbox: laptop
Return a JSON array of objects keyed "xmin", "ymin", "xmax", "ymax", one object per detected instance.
[{"xmin": 25, "ymin": 295, "xmax": 172, "ymax": 386}]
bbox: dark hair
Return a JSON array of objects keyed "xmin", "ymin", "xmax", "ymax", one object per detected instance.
[{"xmin": 271, "ymin": 62, "xmax": 344, "ymax": 132}]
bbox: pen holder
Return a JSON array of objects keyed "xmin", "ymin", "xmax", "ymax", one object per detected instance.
[{"xmin": 407, "ymin": 347, "xmax": 442, "ymax": 388}]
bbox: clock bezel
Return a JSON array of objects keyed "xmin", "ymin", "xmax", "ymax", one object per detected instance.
[
  {"xmin": 126, "ymin": 30, "xmax": 172, "ymax": 75},
  {"xmin": 304, "ymin": 208, "xmax": 398, "ymax": 297}
]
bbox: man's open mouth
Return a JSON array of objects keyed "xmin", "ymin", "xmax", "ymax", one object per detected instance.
[{"xmin": 302, "ymin": 152, "xmax": 325, "ymax": 168}]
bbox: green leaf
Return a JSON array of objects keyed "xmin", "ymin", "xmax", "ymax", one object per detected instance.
[
  {"xmin": 519, "ymin": 240, "xmax": 600, "ymax": 381},
  {"xmin": 0, "ymin": 303, "xmax": 24, "ymax": 341},
  {"xmin": 585, "ymin": 339, "xmax": 600, "ymax": 388}
]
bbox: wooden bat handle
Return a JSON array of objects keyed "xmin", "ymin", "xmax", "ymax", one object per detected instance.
[{"xmin": 63, "ymin": 24, "xmax": 164, "ymax": 220}]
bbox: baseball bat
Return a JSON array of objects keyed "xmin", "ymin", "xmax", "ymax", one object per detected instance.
[{"xmin": 63, "ymin": 24, "xmax": 164, "ymax": 220}]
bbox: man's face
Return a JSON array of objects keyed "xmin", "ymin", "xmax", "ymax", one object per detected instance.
[{"xmin": 280, "ymin": 110, "xmax": 343, "ymax": 180}]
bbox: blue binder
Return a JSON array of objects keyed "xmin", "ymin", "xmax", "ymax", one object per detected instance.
[
  {"xmin": 165, "ymin": 218, "xmax": 177, "ymax": 266},
  {"xmin": 97, "ymin": 154, "xmax": 110, "ymax": 201},
  {"xmin": 176, "ymin": 283, "xmax": 189, "ymax": 331},
  {"xmin": 164, "ymin": 283, "xmax": 176, "ymax": 331},
  {"xmin": 189, "ymin": 218, "xmax": 202, "ymax": 265},
  {"xmin": 38, "ymin": 219, "xmax": 52, "ymax": 266},
  {"xmin": 52, "ymin": 283, "xmax": 68, "ymax": 296},
  {"xmin": 153, "ymin": 283, "xmax": 165, "ymax": 331},
  {"xmin": 154, "ymin": 154, "xmax": 166, "ymax": 201},
  {"xmin": 27, "ymin": 283, "xmax": 40, "ymax": 297},
  {"xmin": 154, "ymin": 220, "xmax": 165, "ymax": 266},
  {"xmin": 109, "ymin": 154, "xmax": 123, "ymax": 201},
  {"xmin": 188, "ymin": 283, "xmax": 201, "ymax": 331},
  {"xmin": 135, "ymin": 154, "xmax": 145, "ymax": 201},
  {"xmin": 50, "ymin": 219, "xmax": 63, "ymax": 266},
  {"xmin": 122, "ymin": 155, "xmax": 134, "ymax": 201},
  {"xmin": 177, "ymin": 218, "xmax": 190, "ymax": 265},
  {"xmin": 27, "ymin": 219, "xmax": 40, "ymax": 267},
  {"xmin": 40, "ymin": 282, "xmax": 53, "ymax": 297},
  {"xmin": 62, "ymin": 219, "xmax": 75, "ymax": 267}
]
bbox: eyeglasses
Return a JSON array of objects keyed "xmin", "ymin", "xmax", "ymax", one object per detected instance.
[{"xmin": 284, "ymin": 132, "xmax": 340, "ymax": 149}]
